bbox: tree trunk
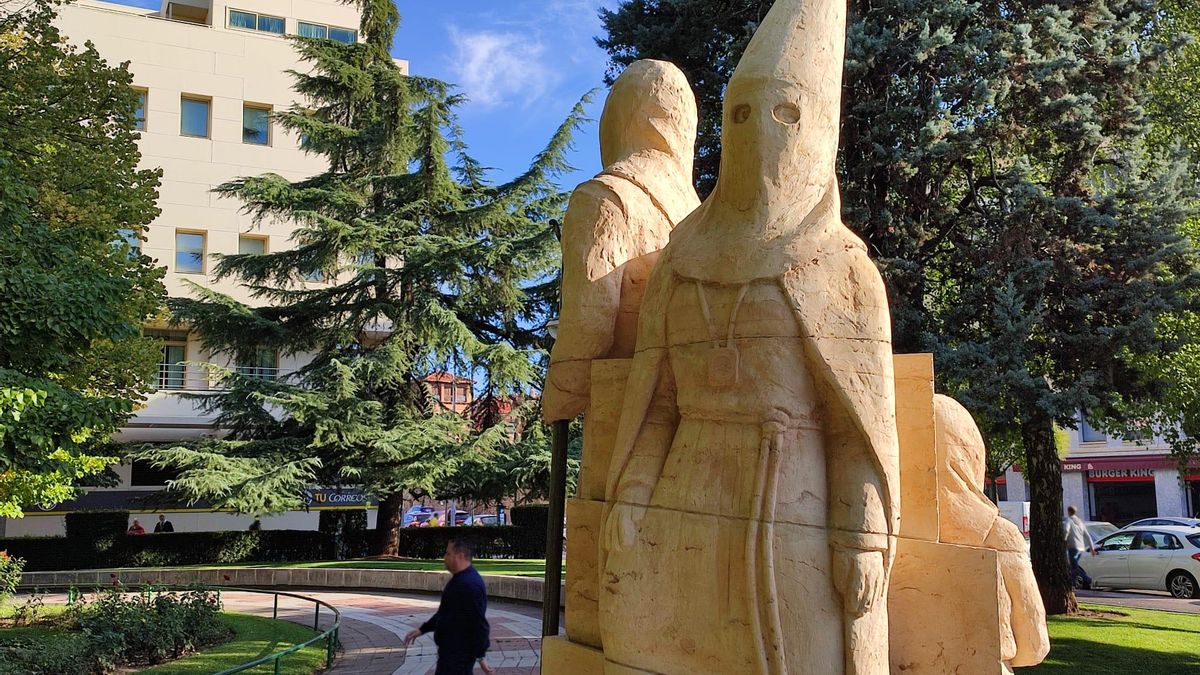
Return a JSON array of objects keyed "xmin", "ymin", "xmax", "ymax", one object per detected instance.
[
  {"xmin": 374, "ymin": 492, "xmax": 404, "ymax": 556},
  {"xmin": 1021, "ymin": 412, "xmax": 1078, "ymax": 615}
]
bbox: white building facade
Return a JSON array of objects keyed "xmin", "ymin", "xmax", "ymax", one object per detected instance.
[
  {"xmin": 1003, "ymin": 414, "xmax": 1197, "ymax": 527},
  {"xmin": 1, "ymin": 0, "xmax": 408, "ymax": 537}
]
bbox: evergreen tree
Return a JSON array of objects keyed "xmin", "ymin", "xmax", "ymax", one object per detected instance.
[
  {"xmin": 137, "ymin": 0, "xmax": 586, "ymax": 555},
  {"xmin": 599, "ymin": 0, "xmax": 1200, "ymax": 614},
  {"xmin": 0, "ymin": 0, "xmax": 165, "ymax": 516}
]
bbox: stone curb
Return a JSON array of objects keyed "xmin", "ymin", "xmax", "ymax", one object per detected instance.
[{"xmin": 18, "ymin": 567, "xmax": 565, "ymax": 607}]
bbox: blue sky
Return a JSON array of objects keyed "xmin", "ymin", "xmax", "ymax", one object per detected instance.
[{"xmin": 114, "ymin": 0, "xmax": 621, "ymax": 190}]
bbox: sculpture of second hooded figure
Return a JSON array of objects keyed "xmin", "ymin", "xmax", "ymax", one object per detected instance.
[{"xmin": 600, "ymin": 1, "xmax": 899, "ymax": 673}]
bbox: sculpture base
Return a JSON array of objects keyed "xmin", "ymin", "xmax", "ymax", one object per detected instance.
[{"xmin": 542, "ymin": 635, "xmax": 604, "ymax": 675}]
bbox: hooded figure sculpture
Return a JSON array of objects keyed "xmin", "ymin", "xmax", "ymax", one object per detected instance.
[
  {"xmin": 543, "ymin": 60, "xmax": 700, "ymax": 423},
  {"xmin": 600, "ymin": 1, "xmax": 899, "ymax": 673},
  {"xmin": 933, "ymin": 395, "xmax": 1051, "ymax": 669}
]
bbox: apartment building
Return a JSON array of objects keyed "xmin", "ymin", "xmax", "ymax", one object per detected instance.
[
  {"xmin": 1002, "ymin": 414, "xmax": 1200, "ymax": 526},
  {"xmin": 0, "ymin": 0, "xmax": 409, "ymax": 537}
]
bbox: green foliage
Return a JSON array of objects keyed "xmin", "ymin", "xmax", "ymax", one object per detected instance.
[
  {"xmin": 64, "ymin": 511, "xmax": 130, "ymax": 541},
  {"xmin": 0, "ymin": 551, "xmax": 22, "ymax": 606},
  {"xmin": 0, "ymin": 627, "xmax": 92, "ymax": 675},
  {"xmin": 132, "ymin": 0, "xmax": 585, "ymax": 554},
  {"xmin": 78, "ymin": 588, "xmax": 230, "ymax": 669},
  {"xmin": 0, "ymin": 0, "xmax": 166, "ymax": 516},
  {"xmin": 0, "ymin": 530, "xmax": 334, "ymax": 571},
  {"xmin": 382, "ymin": 524, "xmax": 546, "ymax": 559}
]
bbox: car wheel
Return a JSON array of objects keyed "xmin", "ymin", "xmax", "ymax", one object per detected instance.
[{"xmin": 1167, "ymin": 571, "xmax": 1199, "ymax": 599}]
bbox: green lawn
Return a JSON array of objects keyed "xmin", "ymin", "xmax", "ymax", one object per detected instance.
[
  {"xmin": 1020, "ymin": 604, "xmax": 1200, "ymax": 674},
  {"xmin": 136, "ymin": 613, "xmax": 326, "ymax": 675}
]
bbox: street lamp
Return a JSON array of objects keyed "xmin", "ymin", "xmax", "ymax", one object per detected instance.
[{"xmin": 542, "ymin": 315, "xmax": 567, "ymax": 637}]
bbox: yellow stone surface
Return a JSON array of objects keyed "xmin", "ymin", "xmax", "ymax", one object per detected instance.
[
  {"xmin": 564, "ymin": 498, "xmax": 603, "ymax": 648},
  {"xmin": 894, "ymin": 353, "xmax": 938, "ymax": 542},
  {"xmin": 541, "ymin": 636, "xmax": 604, "ymax": 675},
  {"xmin": 578, "ymin": 360, "xmax": 632, "ymax": 502},
  {"xmin": 889, "ymin": 539, "xmax": 1008, "ymax": 674}
]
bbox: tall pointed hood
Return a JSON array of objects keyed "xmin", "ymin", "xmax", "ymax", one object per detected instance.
[{"xmin": 710, "ymin": 0, "xmax": 846, "ymax": 217}]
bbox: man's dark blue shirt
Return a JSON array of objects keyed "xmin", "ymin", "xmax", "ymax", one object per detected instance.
[{"xmin": 420, "ymin": 565, "xmax": 490, "ymax": 658}]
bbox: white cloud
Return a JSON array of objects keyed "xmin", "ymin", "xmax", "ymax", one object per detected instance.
[{"xmin": 447, "ymin": 26, "xmax": 561, "ymax": 109}]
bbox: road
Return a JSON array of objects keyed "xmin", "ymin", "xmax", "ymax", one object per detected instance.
[{"xmin": 1077, "ymin": 588, "xmax": 1200, "ymax": 614}]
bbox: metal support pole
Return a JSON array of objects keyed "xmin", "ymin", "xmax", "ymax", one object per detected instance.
[
  {"xmin": 542, "ymin": 419, "xmax": 569, "ymax": 636},
  {"xmin": 313, "ymin": 603, "xmax": 321, "ymax": 630},
  {"xmin": 273, "ymin": 593, "xmax": 279, "ymax": 619}
]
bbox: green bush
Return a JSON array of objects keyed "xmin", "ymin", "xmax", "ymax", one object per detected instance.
[
  {"xmin": 78, "ymin": 588, "xmax": 230, "ymax": 668},
  {"xmin": 392, "ymin": 525, "xmax": 545, "ymax": 559},
  {"xmin": 0, "ymin": 531, "xmax": 334, "ymax": 571},
  {"xmin": 509, "ymin": 503, "xmax": 548, "ymax": 528},
  {"xmin": 0, "ymin": 551, "xmax": 23, "ymax": 605},
  {"xmin": 64, "ymin": 512, "xmax": 129, "ymax": 541}
]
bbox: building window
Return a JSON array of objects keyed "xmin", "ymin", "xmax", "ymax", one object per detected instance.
[
  {"xmin": 238, "ymin": 235, "xmax": 267, "ymax": 255},
  {"xmin": 457, "ymin": 387, "xmax": 468, "ymax": 403},
  {"xmin": 133, "ymin": 89, "xmax": 147, "ymax": 131},
  {"xmin": 237, "ymin": 347, "xmax": 279, "ymax": 381},
  {"xmin": 298, "ymin": 22, "xmax": 327, "ymax": 39},
  {"xmin": 158, "ymin": 342, "xmax": 187, "ymax": 390},
  {"xmin": 329, "ymin": 27, "xmax": 357, "ymax": 44},
  {"xmin": 1080, "ymin": 413, "xmax": 1106, "ymax": 443},
  {"xmin": 180, "ymin": 96, "xmax": 210, "ymax": 138},
  {"xmin": 175, "ymin": 230, "xmax": 206, "ymax": 274},
  {"xmin": 228, "ymin": 9, "xmax": 284, "ymax": 34},
  {"xmin": 298, "ymin": 20, "xmax": 356, "ymax": 43},
  {"xmin": 242, "ymin": 104, "xmax": 271, "ymax": 145}
]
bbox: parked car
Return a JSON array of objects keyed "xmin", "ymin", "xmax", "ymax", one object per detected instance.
[
  {"xmin": 1075, "ymin": 525, "xmax": 1200, "ymax": 599},
  {"xmin": 472, "ymin": 514, "xmax": 502, "ymax": 526},
  {"xmin": 1123, "ymin": 517, "xmax": 1200, "ymax": 530},
  {"xmin": 402, "ymin": 505, "xmax": 435, "ymax": 528},
  {"xmin": 1085, "ymin": 521, "xmax": 1119, "ymax": 542}
]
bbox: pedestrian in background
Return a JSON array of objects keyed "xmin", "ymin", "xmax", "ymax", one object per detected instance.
[
  {"xmin": 154, "ymin": 514, "xmax": 174, "ymax": 533},
  {"xmin": 1064, "ymin": 506, "xmax": 1096, "ymax": 589},
  {"xmin": 404, "ymin": 538, "xmax": 494, "ymax": 674}
]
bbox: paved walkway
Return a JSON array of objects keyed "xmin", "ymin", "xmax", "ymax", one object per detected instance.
[
  {"xmin": 222, "ymin": 588, "xmax": 548, "ymax": 675},
  {"xmin": 1078, "ymin": 588, "xmax": 1200, "ymax": 614}
]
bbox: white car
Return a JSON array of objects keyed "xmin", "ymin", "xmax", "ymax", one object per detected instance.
[
  {"xmin": 1123, "ymin": 517, "xmax": 1200, "ymax": 530},
  {"xmin": 1077, "ymin": 525, "xmax": 1200, "ymax": 599}
]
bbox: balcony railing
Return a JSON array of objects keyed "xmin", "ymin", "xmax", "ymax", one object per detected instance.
[{"xmin": 157, "ymin": 364, "xmax": 289, "ymax": 391}]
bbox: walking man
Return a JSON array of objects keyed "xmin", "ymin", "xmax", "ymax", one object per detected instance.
[
  {"xmin": 154, "ymin": 514, "xmax": 174, "ymax": 533},
  {"xmin": 404, "ymin": 538, "xmax": 494, "ymax": 674},
  {"xmin": 1064, "ymin": 506, "xmax": 1096, "ymax": 588}
]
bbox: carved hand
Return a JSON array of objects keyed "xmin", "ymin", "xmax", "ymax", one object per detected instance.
[
  {"xmin": 605, "ymin": 502, "xmax": 645, "ymax": 553},
  {"xmin": 833, "ymin": 548, "xmax": 886, "ymax": 617}
]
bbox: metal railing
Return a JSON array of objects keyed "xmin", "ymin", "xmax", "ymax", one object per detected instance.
[
  {"xmin": 53, "ymin": 584, "xmax": 340, "ymax": 674},
  {"xmin": 156, "ymin": 364, "xmax": 290, "ymax": 391}
]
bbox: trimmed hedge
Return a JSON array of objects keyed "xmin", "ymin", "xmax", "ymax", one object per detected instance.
[
  {"xmin": 390, "ymin": 525, "xmax": 546, "ymax": 559},
  {"xmin": 64, "ymin": 511, "xmax": 129, "ymax": 540},
  {"xmin": 509, "ymin": 503, "xmax": 549, "ymax": 528},
  {"xmin": 0, "ymin": 530, "xmax": 334, "ymax": 572}
]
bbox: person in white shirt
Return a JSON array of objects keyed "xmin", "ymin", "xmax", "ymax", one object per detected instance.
[{"xmin": 1064, "ymin": 506, "xmax": 1096, "ymax": 588}]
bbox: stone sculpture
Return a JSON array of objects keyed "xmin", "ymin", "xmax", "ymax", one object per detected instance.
[
  {"xmin": 933, "ymin": 394, "xmax": 1051, "ymax": 669},
  {"xmin": 542, "ymin": 59, "xmax": 700, "ymax": 424},
  {"xmin": 540, "ymin": 1, "xmax": 1050, "ymax": 673},
  {"xmin": 598, "ymin": 0, "xmax": 898, "ymax": 673}
]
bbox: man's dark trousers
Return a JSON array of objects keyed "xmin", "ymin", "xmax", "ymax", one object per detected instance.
[{"xmin": 434, "ymin": 652, "xmax": 475, "ymax": 675}]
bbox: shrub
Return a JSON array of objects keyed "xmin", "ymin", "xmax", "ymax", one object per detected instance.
[
  {"xmin": 509, "ymin": 503, "xmax": 548, "ymax": 528},
  {"xmin": 78, "ymin": 587, "xmax": 230, "ymax": 668},
  {"xmin": 0, "ymin": 551, "xmax": 23, "ymax": 605},
  {"xmin": 0, "ymin": 530, "xmax": 334, "ymax": 571},
  {"xmin": 64, "ymin": 511, "xmax": 129, "ymax": 541},
  {"xmin": 396, "ymin": 526, "xmax": 545, "ymax": 559},
  {"xmin": 0, "ymin": 630, "xmax": 92, "ymax": 675}
]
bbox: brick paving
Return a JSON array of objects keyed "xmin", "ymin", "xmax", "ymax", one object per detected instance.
[{"xmin": 219, "ymin": 588, "xmax": 550, "ymax": 675}]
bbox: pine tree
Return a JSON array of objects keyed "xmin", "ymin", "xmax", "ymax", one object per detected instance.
[
  {"xmin": 599, "ymin": 0, "xmax": 1200, "ymax": 614},
  {"xmin": 137, "ymin": 0, "xmax": 586, "ymax": 555}
]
